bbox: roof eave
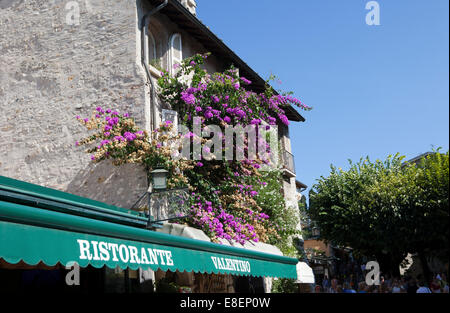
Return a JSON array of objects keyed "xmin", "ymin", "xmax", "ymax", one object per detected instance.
[{"xmin": 148, "ymin": 0, "xmax": 306, "ymax": 123}]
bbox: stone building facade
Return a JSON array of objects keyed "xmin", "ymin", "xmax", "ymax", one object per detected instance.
[
  {"xmin": 1, "ymin": 0, "xmax": 305, "ymax": 218},
  {"xmin": 0, "ymin": 0, "xmax": 307, "ymax": 287},
  {"xmin": 1, "ymin": 0, "xmax": 150, "ymax": 208}
]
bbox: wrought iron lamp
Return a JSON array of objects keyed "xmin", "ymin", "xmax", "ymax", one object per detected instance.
[
  {"xmin": 151, "ymin": 167, "xmax": 169, "ymax": 191},
  {"xmin": 146, "ymin": 167, "xmax": 168, "ymax": 228},
  {"xmin": 130, "ymin": 166, "xmax": 190, "ymax": 229}
]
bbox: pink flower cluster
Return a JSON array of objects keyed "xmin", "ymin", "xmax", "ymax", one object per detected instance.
[
  {"xmin": 76, "ymin": 107, "xmax": 149, "ymax": 161},
  {"xmin": 176, "ymin": 62, "xmax": 308, "ymax": 131},
  {"xmin": 236, "ymin": 184, "xmax": 259, "ymax": 198},
  {"xmin": 189, "ymin": 194, "xmax": 265, "ymax": 245}
]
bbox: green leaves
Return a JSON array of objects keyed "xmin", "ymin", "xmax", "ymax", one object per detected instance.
[{"xmin": 309, "ymin": 152, "xmax": 449, "ymax": 267}]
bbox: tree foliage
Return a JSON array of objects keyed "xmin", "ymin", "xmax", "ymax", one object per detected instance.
[{"xmin": 309, "ymin": 151, "xmax": 449, "ymax": 274}]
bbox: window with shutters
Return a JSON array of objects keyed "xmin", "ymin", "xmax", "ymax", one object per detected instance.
[{"xmin": 169, "ymin": 33, "xmax": 183, "ymax": 75}]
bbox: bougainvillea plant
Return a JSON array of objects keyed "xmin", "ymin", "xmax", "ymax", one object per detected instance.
[{"xmin": 75, "ymin": 53, "xmax": 310, "ymax": 246}]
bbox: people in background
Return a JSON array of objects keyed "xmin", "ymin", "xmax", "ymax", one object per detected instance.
[
  {"xmin": 436, "ymin": 273, "xmax": 449, "ymax": 293},
  {"xmin": 342, "ymin": 282, "xmax": 357, "ymax": 293},
  {"xmin": 391, "ymin": 279, "xmax": 404, "ymax": 293},
  {"xmin": 318, "ymin": 271, "xmax": 450, "ymax": 293},
  {"xmin": 329, "ymin": 278, "xmax": 339, "ymax": 293},
  {"xmin": 357, "ymin": 281, "xmax": 368, "ymax": 293},
  {"xmin": 430, "ymin": 277, "xmax": 442, "ymax": 293},
  {"xmin": 322, "ymin": 276, "xmax": 330, "ymax": 292},
  {"xmin": 407, "ymin": 277, "xmax": 418, "ymax": 294},
  {"xmin": 416, "ymin": 280, "xmax": 432, "ymax": 293}
]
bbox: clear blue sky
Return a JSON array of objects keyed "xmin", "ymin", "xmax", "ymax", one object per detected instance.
[{"xmin": 196, "ymin": 0, "xmax": 449, "ymax": 193}]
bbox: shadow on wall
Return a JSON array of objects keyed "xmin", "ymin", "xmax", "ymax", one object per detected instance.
[{"xmin": 66, "ymin": 161, "xmax": 148, "ymax": 209}]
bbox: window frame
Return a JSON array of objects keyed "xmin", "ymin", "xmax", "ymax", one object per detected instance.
[
  {"xmin": 148, "ymin": 31, "xmax": 159, "ymax": 68},
  {"xmin": 169, "ymin": 33, "xmax": 183, "ymax": 75}
]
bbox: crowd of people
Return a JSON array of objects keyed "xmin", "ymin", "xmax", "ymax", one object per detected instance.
[{"xmin": 314, "ymin": 273, "xmax": 449, "ymax": 293}]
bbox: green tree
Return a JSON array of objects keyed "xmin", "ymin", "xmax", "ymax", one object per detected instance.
[
  {"xmin": 402, "ymin": 152, "xmax": 449, "ymax": 281},
  {"xmin": 309, "ymin": 152, "xmax": 449, "ymax": 280},
  {"xmin": 271, "ymin": 278, "xmax": 298, "ymax": 293}
]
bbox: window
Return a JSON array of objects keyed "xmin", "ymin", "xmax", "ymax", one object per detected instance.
[
  {"xmin": 162, "ymin": 109, "xmax": 179, "ymax": 134},
  {"xmin": 169, "ymin": 33, "xmax": 182, "ymax": 75},
  {"xmin": 148, "ymin": 32, "xmax": 160, "ymax": 70},
  {"xmin": 162, "ymin": 109, "xmax": 178, "ymax": 125}
]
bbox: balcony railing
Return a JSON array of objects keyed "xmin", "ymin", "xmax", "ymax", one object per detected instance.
[{"xmin": 283, "ymin": 150, "xmax": 296, "ymax": 175}]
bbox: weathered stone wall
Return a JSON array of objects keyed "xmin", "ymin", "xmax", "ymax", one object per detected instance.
[
  {"xmin": 0, "ymin": 0, "xmax": 149, "ymax": 207},
  {"xmin": 0, "ymin": 0, "xmax": 299, "ymax": 217},
  {"xmin": 0, "ymin": 0, "xmax": 225, "ymax": 208}
]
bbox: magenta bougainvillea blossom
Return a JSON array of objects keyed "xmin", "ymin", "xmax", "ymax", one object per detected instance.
[{"xmin": 75, "ymin": 53, "xmax": 310, "ymax": 245}]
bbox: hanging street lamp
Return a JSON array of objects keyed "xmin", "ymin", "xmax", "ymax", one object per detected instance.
[
  {"xmin": 151, "ymin": 167, "xmax": 169, "ymax": 191},
  {"xmin": 130, "ymin": 166, "xmax": 190, "ymax": 229}
]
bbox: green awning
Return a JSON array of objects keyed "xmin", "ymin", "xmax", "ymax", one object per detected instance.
[
  {"xmin": 0, "ymin": 200, "xmax": 298, "ymax": 278},
  {"xmin": 0, "ymin": 175, "xmax": 148, "ymax": 227}
]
